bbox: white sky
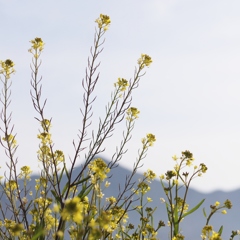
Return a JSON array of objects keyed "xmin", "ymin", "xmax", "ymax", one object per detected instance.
[{"xmin": 1, "ymin": 0, "xmax": 240, "ymax": 192}]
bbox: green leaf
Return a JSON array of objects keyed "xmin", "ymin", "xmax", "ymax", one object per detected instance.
[
  {"xmin": 31, "ymin": 229, "xmax": 45, "ymax": 240},
  {"xmin": 218, "ymin": 225, "xmax": 223, "ymax": 236},
  {"xmin": 77, "ymin": 183, "xmax": 93, "ymax": 199},
  {"xmin": 58, "ymin": 163, "xmax": 65, "ymax": 182},
  {"xmin": 182, "ymin": 199, "xmax": 205, "ymax": 218},
  {"xmin": 203, "ymin": 207, "xmax": 207, "ymax": 218},
  {"xmin": 32, "ymin": 221, "xmax": 45, "ymax": 240},
  {"xmin": 71, "ymin": 175, "xmax": 91, "ymax": 187},
  {"xmin": 121, "ymin": 231, "xmax": 131, "ymax": 238},
  {"xmin": 173, "ymin": 205, "xmax": 179, "ymax": 235}
]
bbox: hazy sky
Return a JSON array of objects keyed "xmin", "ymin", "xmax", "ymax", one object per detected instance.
[{"xmin": 1, "ymin": 0, "xmax": 240, "ymax": 192}]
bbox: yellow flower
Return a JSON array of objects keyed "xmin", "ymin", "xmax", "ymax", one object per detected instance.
[
  {"xmin": 95, "ymin": 14, "xmax": 111, "ymax": 31},
  {"xmin": 202, "ymin": 225, "xmax": 213, "ymax": 238},
  {"xmin": 0, "ymin": 59, "xmax": 15, "ymax": 79},
  {"xmin": 200, "ymin": 163, "xmax": 208, "ymax": 173},
  {"xmin": 2, "ymin": 134, "xmax": 17, "ymax": 147},
  {"xmin": 114, "ymin": 78, "xmax": 129, "ymax": 91},
  {"xmin": 221, "ymin": 210, "xmax": 227, "ymax": 214},
  {"xmin": 61, "ymin": 197, "xmax": 84, "ymax": 224},
  {"xmin": 215, "ymin": 201, "xmax": 220, "ymax": 207},
  {"xmin": 56, "ymin": 231, "xmax": 64, "ymax": 238},
  {"xmin": 174, "ymin": 164, "xmax": 180, "ymax": 171},
  {"xmin": 146, "ymin": 133, "xmax": 156, "ymax": 146},
  {"xmin": 172, "ymin": 154, "xmax": 178, "ymax": 161},
  {"xmin": 105, "ymin": 181, "xmax": 111, "ymax": 188},
  {"xmin": 10, "ymin": 223, "xmax": 24, "ymax": 236},
  {"xmin": 54, "ymin": 150, "xmax": 65, "ymax": 163},
  {"xmin": 37, "ymin": 132, "xmax": 52, "ymax": 144},
  {"xmin": 29, "ymin": 37, "xmax": 44, "ymax": 51},
  {"xmin": 106, "ymin": 196, "xmax": 116, "ymax": 204},
  {"xmin": 5, "ymin": 180, "xmax": 17, "ymax": 191},
  {"xmin": 172, "ymin": 234, "xmax": 185, "ymax": 240},
  {"xmin": 147, "ymin": 197, "xmax": 152, "ymax": 202},
  {"xmin": 144, "ymin": 169, "xmax": 156, "ymax": 182},
  {"xmin": 53, "ymin": 204, "xmax": 60, "ymax": 213},
  {"xmin": 115, "ymin": 234, "xmax": 121, "ymax": 239},
  {"xmin": 159, "ymin": 174, "xmax": 165, "ymax": 180},
  {"xmin": 21, "ymin": 166, "xmax": 32, "ymax": 174},
  {"xmin": 173, "ymin": 179, "xmax": 179, "ymax": 185},
  {"xmin": 126, "ymin": 107, "xmax": 140, "ymax": 121},
  {"xmin": 138, "ymin": 54, "xmax": 152, "ymax": 69},
  {"xmin": 224, "ymin": 199, "xmax": 232, "ymax": 209},
  {"xmin": 88, "ymin": 158, "xmax": 110, "ymax": 182},
  {"xmin": 41, "ymin": 119, "xmax": 51, "ymax": 131},
  {"xmin": 141, "ymin": 133, "xmax": 156, "ymax": 147},
  {"xmin": 137, "ymin": 182, "xmax": 150, "ymax": 194},
  {"xmin": 211, "ymin": 231, "xmax": 222, "ymax": 240},
  {"xmin": 19, "ymin": 166, "xmax": 32, "ymax": 180}
]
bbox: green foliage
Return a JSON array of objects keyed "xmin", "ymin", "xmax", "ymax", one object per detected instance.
[{"xmin": 0, "ymin": 14, "xmax": 239, "ymax": 240}]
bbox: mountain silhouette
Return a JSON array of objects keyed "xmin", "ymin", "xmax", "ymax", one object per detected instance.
[{"xmin": 3, "ymin": 159, "xmax": 239, "ymax": 239}]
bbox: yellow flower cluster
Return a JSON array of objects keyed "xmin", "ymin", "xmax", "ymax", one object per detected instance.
[
  {"xmin": 199, "ymin": 163, "xmax": 208, "ymax": 174},
  {"xmin": 0, "ymin": 59, "xmax": 15, "ymax": 79},
  {"xmin": 5, "ymin": 180, "xmax": 17, "ymax": 192},
  {"xmin": 95, "ymin": 14, "xmax": 111, "ymax": 31},
  {"xmin": 41, "ymin": 118, "xmax": 51, "ymax": 131},
  {"xmin": 175, "ymin": 197, "xmax": 189, "ymax": 214},
  {"xmin": 114, "ymin": 78, "xmax": 129, "ymax": 91},
  {"xmin": 35, "ymin": 177, "xmax": 47, "ymax": 191},
  {"xmin": 37, "ymin": 119, "xmax": 64, "ymax": 167},
  {"xmin": 28, "ymin": 37, "xmax": 45, "ymax": 59},
  {"xmin": 126, "ymin": 107, "xmax": 140, "ymax": 121},
  {"xmin": 106, "ymin": 196, "xmax": 117, "ymax": 204},
  {"xmin": 30, "ymin": 196, "xmax": 57, "ymax": 232},
  {"xmin": 146, "ymin": 133, "xmax": 156, "ymax": 146},
  {"xmin": 88, "ymin": 158, "xmax": 110, "ymax": 183},
  {"xmin": 2, "ymin": 134, "xmax": 17, "ymax": 148},
  {"xmin": 19, "ymin": 166, "xmax": 32, "ymax": 180},
  {"xmin": 142, "ymin": 133, "xmax": 156, "ymax": 147},
  {"xmin": 144, "ymin": 169, "xmax": 156, "ymax": 183},
  {"xmin": 4, "ymin": 220, "xmax": 24, "ymax": 237},
  {"xmin": 61, "ymin": 197, "xmax": 85, "ymax": 224},
  {"xmin": 201, "ymin": 225, "xmax": 222, "ymax": 240},
  {"xmin": 180, "ymin": 150, "xmax": 194, "ymax": 167},
  {"xmin": 37, "ymin": 132, "xmax": 52, "ymax": 145},
  {"xmin": 138, "ymin": 54, "xmax": 152, "ymax": 69},
  {"xmin": 29, "ymin": 37, "xmax": 44, "ymax": 51},
  {"xmin": 91, "ymin": 207, "xmax": 128, "ymax": 234},
  {"xmin": 137, "ymin": 181, "xmax": 150, "ymax": 195},
  {"xmin": 172, "ymin": 234, "xmax": 185, "ymax": 240},
  {"xmin": 165, "ymin": 170, "xmax": 177, "ymax": 180}
]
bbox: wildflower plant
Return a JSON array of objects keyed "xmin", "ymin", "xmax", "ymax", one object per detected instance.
[
  {"xmin": 0, "ymin": 13, "xmax": 156, "ymax": 239},
  {"xmin": 0, "ymin": 13, "xmax": 239, "ymax": 240}
]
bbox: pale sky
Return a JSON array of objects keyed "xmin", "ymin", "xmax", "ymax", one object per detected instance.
[{"xmin": 1, "ymin": 0, "xmax": 240, "ymax": 192}]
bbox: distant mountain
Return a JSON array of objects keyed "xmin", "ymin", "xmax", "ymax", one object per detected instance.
[{"xmin": 3, "ymin": 160, "xmax": 239, "ymax": 239}]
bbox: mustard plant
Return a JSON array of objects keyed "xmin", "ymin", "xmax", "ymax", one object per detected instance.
[
  {"xmin": 0, "ymin": 14, "xmax": 157, "ymax": 239},
  {"xmin": 0, "ymin": 13, "xmax": 239, "ymax": 240}
]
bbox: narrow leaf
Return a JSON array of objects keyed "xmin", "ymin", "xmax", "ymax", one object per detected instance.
[
  {"xmin": 182, "ymin": 199, "xmax": 205, "ymax": 218},
  {"xmin": 218, "ymin": 225, "xmax": 223, "ymax": 236},
  {"xmin": 203, "ymin": 207, "xmax": 207, "ymax": 218}
]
